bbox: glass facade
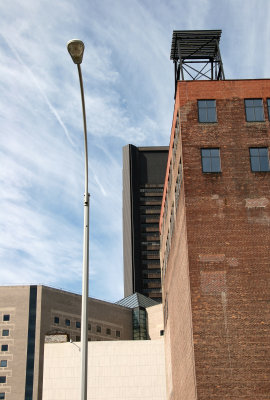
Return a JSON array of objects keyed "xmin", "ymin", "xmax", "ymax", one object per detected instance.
[{"xmin": 132, "ymin": 307, "xmax": 147, "ymax": 340}]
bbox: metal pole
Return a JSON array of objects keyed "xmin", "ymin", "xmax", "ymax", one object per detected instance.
[{"xmin": 77, "ymin": 63, "xmax": 89, "ymax": 400}]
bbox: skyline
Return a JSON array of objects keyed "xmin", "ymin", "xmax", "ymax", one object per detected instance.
[{"xmin": 0, "ymin": 0, "xmax": 269, "ymax": 302}]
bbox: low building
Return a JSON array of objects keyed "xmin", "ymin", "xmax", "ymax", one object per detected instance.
[
  {"xmin": 0, "ymin": 285, "xmax": 161, "ymax": 400},
  {"xmin": 42, "ymin": 339, "xmax": 166, "ymax": 400}
]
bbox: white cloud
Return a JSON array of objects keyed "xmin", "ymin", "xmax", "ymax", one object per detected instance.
[{"xmin": 0, "ymin": 0, "xmax": 269, "ymax": 301}]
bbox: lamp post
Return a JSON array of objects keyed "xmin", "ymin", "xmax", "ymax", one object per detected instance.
[{"xmin": 67, "ymin": 39, "xmax": 89, "ymax": 400}]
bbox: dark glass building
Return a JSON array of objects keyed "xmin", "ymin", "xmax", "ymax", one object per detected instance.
[{"xmin": 122, "ymin": 145, "xmax": 168, "ymax": 303}]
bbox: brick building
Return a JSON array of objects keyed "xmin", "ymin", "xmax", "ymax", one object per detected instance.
[{"xmin": 160, "ymin": 31, "xmax": 270, "ymax": 399}]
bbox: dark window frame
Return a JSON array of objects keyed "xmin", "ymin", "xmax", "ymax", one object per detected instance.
[
  {"xmin": 0, "ymin": 394, "xmax": 5, "ymax": 399},
  {"xmin": 75, "ymin": 321, "xmax": 81, "ymax": 329},
  {"xmin": 96, "ymin": 325, "xmax": 101, "ymax": 333},
  {"xmin": 116, "ymin": 330, "xmax": 120, "ymax": 338},
  {"xmin": 245, "ymin": 99, "xmax": 265, "ymax": 122},
  {"xmin": 267, "ymin": 99, "xmax": 270, "ymax": 120},
  {"xmin": 2, "ymin": 330, "xmax": 9, "ymax": 337},
  {"xmin": 198, "ymin": 100, "xmax": 217, "ymax": 123},
  {"xmin": 0, "ymin": 377, "xmax": 6, "ymax": 384},
  {"xmin": 2, "ymin": 315, "xmax": 9, "ymax": 322},
  {"xmin": 65, "ymin": 319, "xmax": 70, "ymax": 327},
  {"xmin": 1, "ymin": 346, "xmax": 8, "ymax": 352},
  {"xmin": 201, "ymin": 148, "xmax": 221, "ymax": 173},
  {"xmin": 54, "ymin": 316, "xmax": 59, "ymax": 324},
  {"xmin": 249, "ymin": 147, "xmax": 270, "ymax": 172},
  {"xmin": 106, "ymin": 328, "xmax": 111, "ymax": 335}
]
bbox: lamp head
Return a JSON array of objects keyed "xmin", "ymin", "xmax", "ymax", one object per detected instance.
[{"xmin": 67, "ymin": 39, "xmax": 85, "ymax": 64}]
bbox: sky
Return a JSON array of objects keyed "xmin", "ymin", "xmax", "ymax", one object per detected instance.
[{"xmin": 0, "ymin": 0, "xmax": 269, "ymax": 302}]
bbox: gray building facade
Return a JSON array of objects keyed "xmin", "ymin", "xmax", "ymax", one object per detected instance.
[
  {"xmin": 0, "ymin": 285, "xmax": 133, "ymax": 400},
  {"xmin": 0, "ymin": 285, "xmax": 162, "ymax": 400}
]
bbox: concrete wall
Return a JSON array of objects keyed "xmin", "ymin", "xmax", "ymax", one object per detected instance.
[
  {"xmin": 38, "ymin": 286, "xmax": 133, "ymax": 398},
  {"xmin": 42, "ymin": 339, "xmax": 166, "ymax": 400},
  {"xmin": 123, "ymin": 144, "xmax": 134, "ymax": 297},
  {"xmin": 146, "ymin": 304, "xmax": 164, "ymax": 340}
]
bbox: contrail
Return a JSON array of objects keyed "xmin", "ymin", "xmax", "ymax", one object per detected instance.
[
  {"xmin": 92, "ymin": 170, "xmax": 107, "ymax": 196},
  {"xmin": 1, "ymin": 34, "xmax": 75, "ymax": 148}
]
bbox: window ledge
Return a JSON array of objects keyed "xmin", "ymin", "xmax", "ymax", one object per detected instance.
[
  {"xmin": 245, "ymin": 120, "xmax": 266, "ymax": 123},
  {"xmin": 198, "ymin": 121, "xmax": 218, "ymax": 124}
]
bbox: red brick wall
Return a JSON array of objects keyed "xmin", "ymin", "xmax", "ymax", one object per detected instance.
[
  {"xmin": 164, "ymin": 188, "xmax": 197, "ymax": 400},
  {"xmin": 162, "ymin": 79, "xmax": 270, "ymax": 399},
  {"xmin": 161, "ymin": 91, "xmax": 197, "ymax": 400}
]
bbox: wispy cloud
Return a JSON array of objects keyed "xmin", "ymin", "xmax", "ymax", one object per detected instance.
[
  {"xmin": 1, "ymin": 33, "xmax": 75, "ymax": 148},
  {"xmin": 0, "ymin": 0, "xmax": 269, "ymax": 301}
]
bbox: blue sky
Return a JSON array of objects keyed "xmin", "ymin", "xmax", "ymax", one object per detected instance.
[{"xmin": 0, "ymin": 0, "xmax": 269, "ymax": 302}]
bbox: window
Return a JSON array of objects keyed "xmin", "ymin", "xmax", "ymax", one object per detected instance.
[
  {"xmin": 250, "ymin": 148, "xmax": 269, "ymax": 172},
  {"xmin": 168, "ymin": 162, "xmax": 172, "ymax": 191},
  {"xmin": 0, "ymin": 393, "xmax": 5, "ymax": 399},
  {"xmin": 164, "ymin": 295, "xmax": 168, "ymax": 327},
  {"xmin": 142, "ymin": 259, "xmax": 159, "ymax": 265},
  {"xmin": 0, "ymin": 361, "xmax": 7, "ymax": 368},
  {"xmin": 139, "ymin": 188, "xmax": 163, "ymax": 193},
  {"xmin": 75, "ymin": 336, "xmax": 80, "ymax": 341},
  {"xmin": 65, "ymin": 319, "xmax": 70, "ymax": 327},
  {"xmin": 96, "ymin": 326, "xmax": 101, "ymax": 333},
  {"xmin": 198, "ymin": 100, "xmax": 217, "ymax": 123},
  {"xmin": 2, "ymin": 315, "xmax": 9, "ymax": 322},
  {"xmin": 175, "ymin": 158, "xmax": 183, "ymax": 208},
  {"xmin": 116, "ymin": 330, "xmax": 120, "ymax": 338},
  {"xmin": 76, "ymin": 321, "xmax": 81, "ymax": 329},
  {"xmin": 141, "ymin": 250, "xmax": 159, "ymax": 255},
  {"xmin": 1, "ymin": 346, "xmax": 8, "ymax": 352},
  {"xmin": 267, "ymin": 99, "xmax": 270, "ymax": 119},
  {"xmin": 106, "ymin": 328, "xmax": 111, "ymax": 335},
  {"xmin": 88, "ymin": 323, "xmax": 91, "ymax": 331},
  {"xmin": 0, "ymin": 377, "xmax": 6, "ymax": 384},
  {"xmin": 245, "ymin": 99, "xmax": 264, "ymax": 121},
  {"xmin": 54, "ymin": 316, "xmax": 59, "ymax": 324},
  {"xmin": 201, "ymin": 148, "xmax": 221, "ymax": 173},
  {"xmin": 1, "ymin": 331, "xmax": 8, "ymax": 337},
  {"xmin": 160, "ymin": 330, "xmax": 164, "ymax": 336}
]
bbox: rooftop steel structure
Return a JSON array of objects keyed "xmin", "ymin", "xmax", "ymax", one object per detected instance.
[{"xmin": 171, "ymin": 30, "xmax": 225, "ymax": 96}]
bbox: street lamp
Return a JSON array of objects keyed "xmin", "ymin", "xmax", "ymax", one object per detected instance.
[{"xmin": 67, "ymin": 39, "xmax": 89, "ymax": 400}]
